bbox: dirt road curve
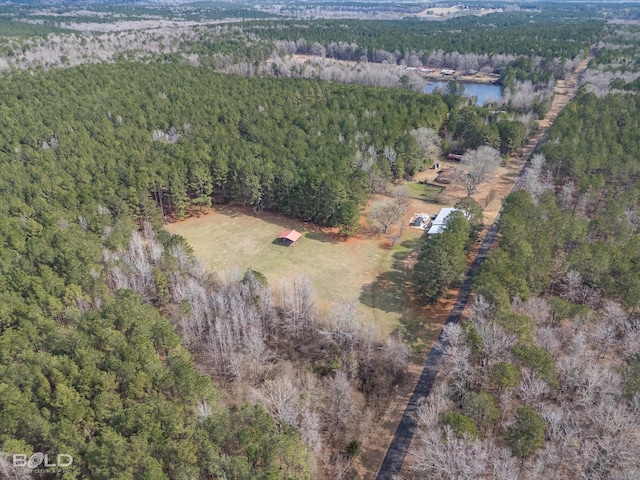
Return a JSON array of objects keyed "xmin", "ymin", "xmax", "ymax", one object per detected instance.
[{"xmin": 373, "ymin": 54, "xmax": 592, "ymax": 480}]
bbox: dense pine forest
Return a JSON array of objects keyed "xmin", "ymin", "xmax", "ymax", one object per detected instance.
[
  {"xmin": 475, "ymin": 94, "xmax": 640, "ymax": 312},
  {"xmin": 0, "ymin": 62, "xmax": 448, "ymax": 230},
  {"xmin": 244, "ymin": 12, "xmax": 601, "ymax": 59}
]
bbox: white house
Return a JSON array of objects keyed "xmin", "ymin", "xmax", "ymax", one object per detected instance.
[{"xmin": 427, "ymin": 207, "xmax": 468, "ymax": 235}]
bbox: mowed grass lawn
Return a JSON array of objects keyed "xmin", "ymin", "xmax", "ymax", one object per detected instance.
[
  {"xmin": 165, "ymin": 206, "xmax": 424, "ymax": 336},
  {"xmin": 407, "ymin": 181, "xmax": 444, "ymax": 202}
]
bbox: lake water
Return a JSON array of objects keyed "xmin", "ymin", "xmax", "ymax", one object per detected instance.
[{"xmin": 424, "ymin": 81, "xmax": 503, "ymax": 106}]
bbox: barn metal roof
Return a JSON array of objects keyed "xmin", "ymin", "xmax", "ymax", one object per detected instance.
[{"xmin": 277, "ymin": 229, "xmax": 302, "ymax": 242}]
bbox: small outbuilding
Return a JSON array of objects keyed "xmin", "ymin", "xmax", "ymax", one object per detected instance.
[
  {"xmin": 277, "ymin": 229, "xmax": 302, "ymax": 246},
  {"xmin": 410, "ymin": 212, "xmax": 432, "ymax": 229},
  {"xmin": 435, "ymin": 167, "xmax": 458, "ymax": 184}
]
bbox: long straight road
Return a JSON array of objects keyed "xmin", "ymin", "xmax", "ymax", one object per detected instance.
[
  {"xmin": 375, "ymin": 221, "xmax": 499, "ymax": 479},
  {"xmin": 374, "ymin": 53, "xmax": 593, "ymax": 480}
]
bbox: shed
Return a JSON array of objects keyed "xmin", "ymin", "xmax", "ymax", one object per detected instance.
[
  {"xmin": 277, "ymin": 229, "xmax": 302, "ymax": 246},
  {"xmin": 435, "ymin": 167, "xmax": 458, "ymax": 184},
  {"xmin": 410, "ymin": 212, "xmax": 432, "ymax": 229}
]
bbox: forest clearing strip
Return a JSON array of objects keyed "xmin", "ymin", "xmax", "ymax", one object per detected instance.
[{"xmin": 372, "ymin": 54, "xmax": 592, "ymax": 480}]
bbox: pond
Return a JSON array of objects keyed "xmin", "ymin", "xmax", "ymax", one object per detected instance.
[{"xmin": 424, "ymin": 81, "xmax": 503, "ymax": 106}]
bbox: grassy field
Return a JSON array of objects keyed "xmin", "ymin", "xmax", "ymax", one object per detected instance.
[
  {"xmin": 407, "ymin": 181, "xmax": 444, "ymax": 202},
  {"xmin": 165, "ymin": 206, "xmax": 427, "ymax": 339}
]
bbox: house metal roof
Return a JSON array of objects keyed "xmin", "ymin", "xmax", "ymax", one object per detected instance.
[{"xmin": 427, "ymin": 208, "xmax": 465, "ymax": 235}]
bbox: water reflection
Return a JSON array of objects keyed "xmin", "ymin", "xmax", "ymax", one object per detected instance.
[{"xmin": 424, "ymin": 81, "xmax": 503, "ymax": 106}]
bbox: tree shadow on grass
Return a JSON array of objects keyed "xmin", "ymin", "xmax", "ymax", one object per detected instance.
[
  {"xmin": 393, "ymin": 306, "xmax": 443, "ymax": 358},
  {"xmin": 409, "ymin": 183, "xmax": 445, "ymax": 203},
  {"xmin": 359, "ymin": 235, "xmax": 448, "ymax": 355},
  {"xmin": 396, "ymin": 236, "xmax": 424, "ymax": 251},
  {"xmin": 359, "ymin": 236, "xmax": 437, "ymax": 353},
  {"xmin": 359, "ymin": 237, "xmax": 423, "ymax": 311},
  {"xmin": 304, "ymin": 231, "xmax": 344, "ymax": 244},
  {"xmin": 214, "ymin": 204, "xmax": 245, "ymax": 218},
  {"xmin": 360, "ymin": 270, "xmax": 408, "ymax": 314}
]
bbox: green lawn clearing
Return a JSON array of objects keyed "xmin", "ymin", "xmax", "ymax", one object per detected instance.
[
  {"xmin": 165, "ymin": 206, "xmax": 424, "ymax": 337},
  {"xmin": 407, "ymin": 182, "xmax": 444, "ymax": 202}
]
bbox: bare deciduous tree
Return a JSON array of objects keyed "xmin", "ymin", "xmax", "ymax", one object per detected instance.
[
  {"xmin": 325, "ymin": 371, "xmax": 356, "ymax": 434},
  {"xmin": 458, "ymin": 146, "xmax": 502, "ymax": 196},
  {"xmin": 391, "ymin": 185, "xmax": 411, "ymax": 208},
  {"xmin": 536, "ymin": 326, "xmax": 561, "ymax": 355},
  {"xmin": 321, "ymin": 300, "xmax": 360, "ymax": 352},
  {"xmin": 560, "ymin": 269, "xmax": 583, "ymax": 303},
  {"xmin": 517, "ymin": 296, "xmax": 551, "ymax": 326},
  {"xmin": 384, "ymin": 334, "xmax": 411, "ymax": 377},
  {"xmin": 276, "ymin": 274, "xmax": 317, "ymax": 339},
  {"xmin": 558, "ymin": 180, "xmax": 576, "ymax": 210},
  {"xmin": 470, "ymin": 294, "xmax": 495, "ymax": 323},
  {"xmin": 411, "ymin": 127, "xmax": 441, "ymax": 162},
  {"xmin": 518, "ymin": 371, "xmax": 549, "ymax": 406},
  {"xmin": 473, "ymin": 317, "xmax": 517, "ymax": 368},
  {"xmin": 254, "ymin": 376, "xmax": 300, "ymax": 426},
  {"xmin": 445, "ymin": 343, "xmax": 474, "ymax": 400},
  {"xmin": 411, "ymin": 425, "xmax": 491, "ymax": 479},
  {"xmin": 369, "ymin": 198, "xmax": 406, "ymax": 234},
  {"xmin": 523, "ymin": 153, "xmax": 553, "ymax": 204},
  {"xmin": 383, "ymin": 145, "xmax": 397, "ymax": 171}
]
